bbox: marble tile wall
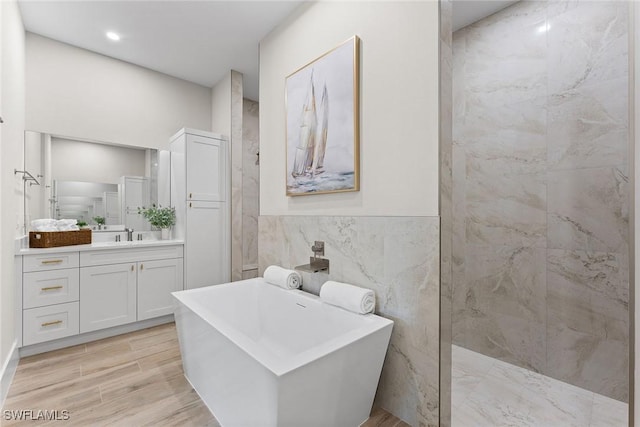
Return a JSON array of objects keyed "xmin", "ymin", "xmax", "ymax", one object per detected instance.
[
  {"xmin": 451, "ymin": 0, "xmax": 629, "ymax": 401},
  {"xmin": 242, "ymin": 99, "xmax": 259, "ymax": 278},
  {"xmin": 258, "ymin": 215, "xmax": 440, "ymax": 426},
  {"xmin": 230, "ymin": 70, "xmax": 244, "ymax": 282},
  {"xmin": 439, "ymin": 0, "xmax": 453, "ymax": 425}
]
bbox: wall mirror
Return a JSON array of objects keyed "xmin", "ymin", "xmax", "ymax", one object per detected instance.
[{"xmin": 23, "ymin": 131, "xmax": 159, "ymax": 233}]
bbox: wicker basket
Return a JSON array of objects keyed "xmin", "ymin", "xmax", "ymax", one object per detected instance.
[{"xmin": 29, "ymin": 229, "xmax": 92, "ymax": 248}]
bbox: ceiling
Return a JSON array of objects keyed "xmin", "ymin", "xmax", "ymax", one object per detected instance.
[
  {"xmin": 18, "ymin": 1, "xmax": 517, "ymax": 101},
  {"xmin": 453, "ymin": 0, "xmax": 519, "ymax": 32},
  {"xmin": 18, "ymin": 0, "xmax": 304, "ymax": 101}
]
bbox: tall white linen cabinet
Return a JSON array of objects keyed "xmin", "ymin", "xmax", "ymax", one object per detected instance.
[{"xmin": 170, "ymin": 128, "xmax": 230, "ymax": 289}]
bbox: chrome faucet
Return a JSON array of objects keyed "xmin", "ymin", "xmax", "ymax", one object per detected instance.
[{"xmin": 125, "ymin": 228, "xmax": 134, "ymax": 242}]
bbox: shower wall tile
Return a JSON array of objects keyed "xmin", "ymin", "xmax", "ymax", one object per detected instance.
[
  {"xmin": 547, "ymin": 249, "xmax": 628, "ymax": 325},
  {"xmin": 452, "ymin": 29, "xmax": 467, "ymax": 140},
  {"xmin": 546, "ymin": 248, "xmax": 628, "ymax": 400},
  {"xmin": 547, "ymin": 167, "xmax": 628, "ymax": 253},
  {"xmin": 546, "ymin": 326, "xmax": 628, "ymax": 401},
  {"xmin": 463, "ymin": 2, "xmax": 547, "ymax": 108},
  {"xmin": 463, "ymin": 98, "xmax": 547, "ymax": 175},
  {"xmin": 466, "ymin": 0, "xmax": 547, "ymax": 39},
  {"xmin": 242, "ymin": 99, "xmax": 259, "ymax": 270},
  {"xmin": 462, "ymin": 97, "xmax": 547, "ymax": 161},
  {"xmin": 452, "ymin": 0, "xmax": 629, "ymax": 402},
  {"xmin": 465, "ymin": 172, "xmax": 547, "ymax": 248},
  {"xmin": 230, "ymin": 70, "xmax": 244, "ymax": 282},
  {"xmin": 455, "ymin": 245, "xmax": 547, "ymax": 372},
  {"xmin": 441, "ymin": 3, "xmax": 454, "ymax": 422},
  {"xmin": 258, "ymin": 215, "xmax": 440, "ymax": 426},
  {"xmin": 548, "ymin": 77, "xmax": 628, "ymax": 171},
  {"xmin": 451, "ymin": 142, "xmax": 466, "ymax": 353},
  {"xmin": 547, "ymin": 0, "xmax": 628, "ymax": 95}
]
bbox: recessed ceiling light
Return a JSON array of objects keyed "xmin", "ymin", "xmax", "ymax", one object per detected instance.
[{"xmin": 106, "ymin": 31, "xmax": 120, "ymax": 41}]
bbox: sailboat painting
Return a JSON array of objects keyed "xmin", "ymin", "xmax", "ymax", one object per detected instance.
[{"xmin": 285, "ymin": 36, "xmax": 360, "ymax": 196}]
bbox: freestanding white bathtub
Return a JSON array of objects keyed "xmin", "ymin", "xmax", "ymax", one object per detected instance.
[{"xmin": 172, "ymin": 277, "xmax": 393, "ymax": 427}]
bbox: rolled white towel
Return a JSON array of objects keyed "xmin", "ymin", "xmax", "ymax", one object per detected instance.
[
  {"xmin": 320, "ymin": 281, "xmax": 375, "ymax": 314},
  {"xmin": 33, "ymin": 226, "xmax": 58, "ymax": 232},
  {"xmin": 263, "ymin": 265, "xmax": 302, "ymax": 290},
  {"xmin": 56, "ymin": 219, "xmax": 77, "ymax": 227}
]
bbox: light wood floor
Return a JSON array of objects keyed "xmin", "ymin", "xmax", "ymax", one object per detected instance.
[{"xmin": 4, "ymin": 323, "xmax": 408, "ymax": 426}]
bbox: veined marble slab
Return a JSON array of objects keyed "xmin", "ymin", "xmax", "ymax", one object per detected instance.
[{"xmin": 258, "ymin": 215, "xmax": 440, "ymax": 426}]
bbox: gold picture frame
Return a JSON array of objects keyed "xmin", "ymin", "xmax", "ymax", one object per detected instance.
[{"xmin": 285, "ymin": 36, "xmax": 360, "ymax": 196}]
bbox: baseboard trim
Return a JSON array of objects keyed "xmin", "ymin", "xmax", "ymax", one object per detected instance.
[
  {"xmin": 19, "ymin": 315, "xmax": 174, "ymax": 357},
  {"xmin": 0, "ymin": 341, "xmax": 19, "ymax": 409}
]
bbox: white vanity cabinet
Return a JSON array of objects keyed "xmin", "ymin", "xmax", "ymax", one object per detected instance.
[
  {"xmin": 22, "ymin": 253, "xmax": 81, "ymax": 346},
  {"xmin": 18, "ymin": 242, "xmax": 184, "ymax": 349},
  {"xmin": 79, "ymin": 245, "xmax": 184, "ymax": 333}
]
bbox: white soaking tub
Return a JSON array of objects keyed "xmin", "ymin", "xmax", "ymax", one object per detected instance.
[{"xmin": 172, "ymin": 277, "xmax": 393, "ymax": 427}]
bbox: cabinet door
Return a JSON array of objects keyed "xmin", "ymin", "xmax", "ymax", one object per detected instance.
[
  {"xmin": 137, "ymin": 258, "xmax": 184, "ymax": 320},
  {"xmin": 80, "ymin": 263, "xmax": 136, "ymax": 333},
  {"xmin": 121, "ymin": 176, "xmax": 150, "ymax": 231},
  {"xmin": 186, "ymin": 135, "xmax": 226, "ymax": 202},
  {"xmin": 104, "ymin": 191, "xmax": 121, "ymax": 225},
  {"xmin": 185, "ymin": 201, "xmax": 229, "ymax": 289}
]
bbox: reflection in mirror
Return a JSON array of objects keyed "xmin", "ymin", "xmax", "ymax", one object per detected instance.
[
  {"xmin": 24, "ymin": 131, "xmax": 159, "ymax": 233},
  {"xmin": 52, "ymin": 181, "xmax": 119, "ymax": 224}
]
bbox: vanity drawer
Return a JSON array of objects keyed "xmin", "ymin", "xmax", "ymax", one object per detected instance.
[
  {"xmin": 23, "ymin": 268, "xmax": 79, "ymax": 309},
  {"xmin": 23, "ymin": 302, "xmax": 79, "ymax": 346},
  {"xmin": 23, "ymin": 253, "xmax": 80, "ymax": 272},
  {"xmin": 80, "ymin": 245, "xmax": 183, "ymax": 267}
]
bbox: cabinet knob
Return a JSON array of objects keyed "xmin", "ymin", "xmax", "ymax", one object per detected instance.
[
  {"xmin": 189, "ymin": 202, "xmax": 192, "ymax": 208},
  {"xmin": 189, "ymin": 192, "xmax": 192, "ymax": 199},
  {"xmin": 140, "ymin": 264, "xmax": 144, "ymax": 270},
  {"xmin": 131, "ymin": 265, "xmax": 134, "ymax": 272}
]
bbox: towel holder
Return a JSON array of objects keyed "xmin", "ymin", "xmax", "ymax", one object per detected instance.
[{"xmin": 14, "ymin": 169, "xmax": 41, "ymax": 186}]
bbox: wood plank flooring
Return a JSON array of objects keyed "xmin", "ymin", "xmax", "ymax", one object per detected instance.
[{"xmin": 4, "ymin": 323, "xmax": 408, "ymax": 426}]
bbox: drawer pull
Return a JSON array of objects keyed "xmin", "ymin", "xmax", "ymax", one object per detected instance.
[
  {"xmin": 131, "ymin": 265, "xmax": 134, "ymax": 272},
  {"xmin": 41, "ymin": 259, "xmax": 63, "ymax": 265},
  {"xmin": 41, "ymin": 285, "xmax": 63, "ymax": 291},
  {"xmin": 41, "ymin": 320, "xmax": 63, "ymax": 327},
  {"xmin": 140, "ymin": 264, "xmax": 144, "ymax": 270},
  {"xmin": 189, "ymin": 192, "xmax": 192, "ymax": 199}
]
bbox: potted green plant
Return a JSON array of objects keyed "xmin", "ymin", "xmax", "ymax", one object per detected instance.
[
  {"xmin": 138, "ymin": 205, "xmax": 176, "ymax": 239},
  {"xmin": 93, "ymin": 216, "xmax": 105, "ymax": 230}
]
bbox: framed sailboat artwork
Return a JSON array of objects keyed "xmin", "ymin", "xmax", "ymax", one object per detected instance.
[{"xmin": 285, "ymin": 36, "xmax": 360, "ymax": 196}]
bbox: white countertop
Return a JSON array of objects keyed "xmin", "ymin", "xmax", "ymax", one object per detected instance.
[{"xmin": 16, "ymin": 239, "xmax": 184, "ymax": 256}]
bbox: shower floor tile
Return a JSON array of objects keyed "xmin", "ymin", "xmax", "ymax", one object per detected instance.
[{"xmin": 451, "ymin": 345, "xmax": 628, "ymax": 427}]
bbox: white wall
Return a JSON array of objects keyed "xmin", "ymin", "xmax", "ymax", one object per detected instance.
[
  {"xmin": 0, "ymin": 0, "xmax": 25, "ymax": 397},
  {"xmin": 26, "ymin": 33, "xmax": 212, "ymax": 150},
  {"xmin": 51, "ymin": 137, "xmax": 146, "ymax": 184},
  {"xmin": 211, "ymin": 71, "xmax": 231, "ymax": 138},
  {"xmin": 259, "ymin": 1, "xmax": 440, "ymax": 217}
]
